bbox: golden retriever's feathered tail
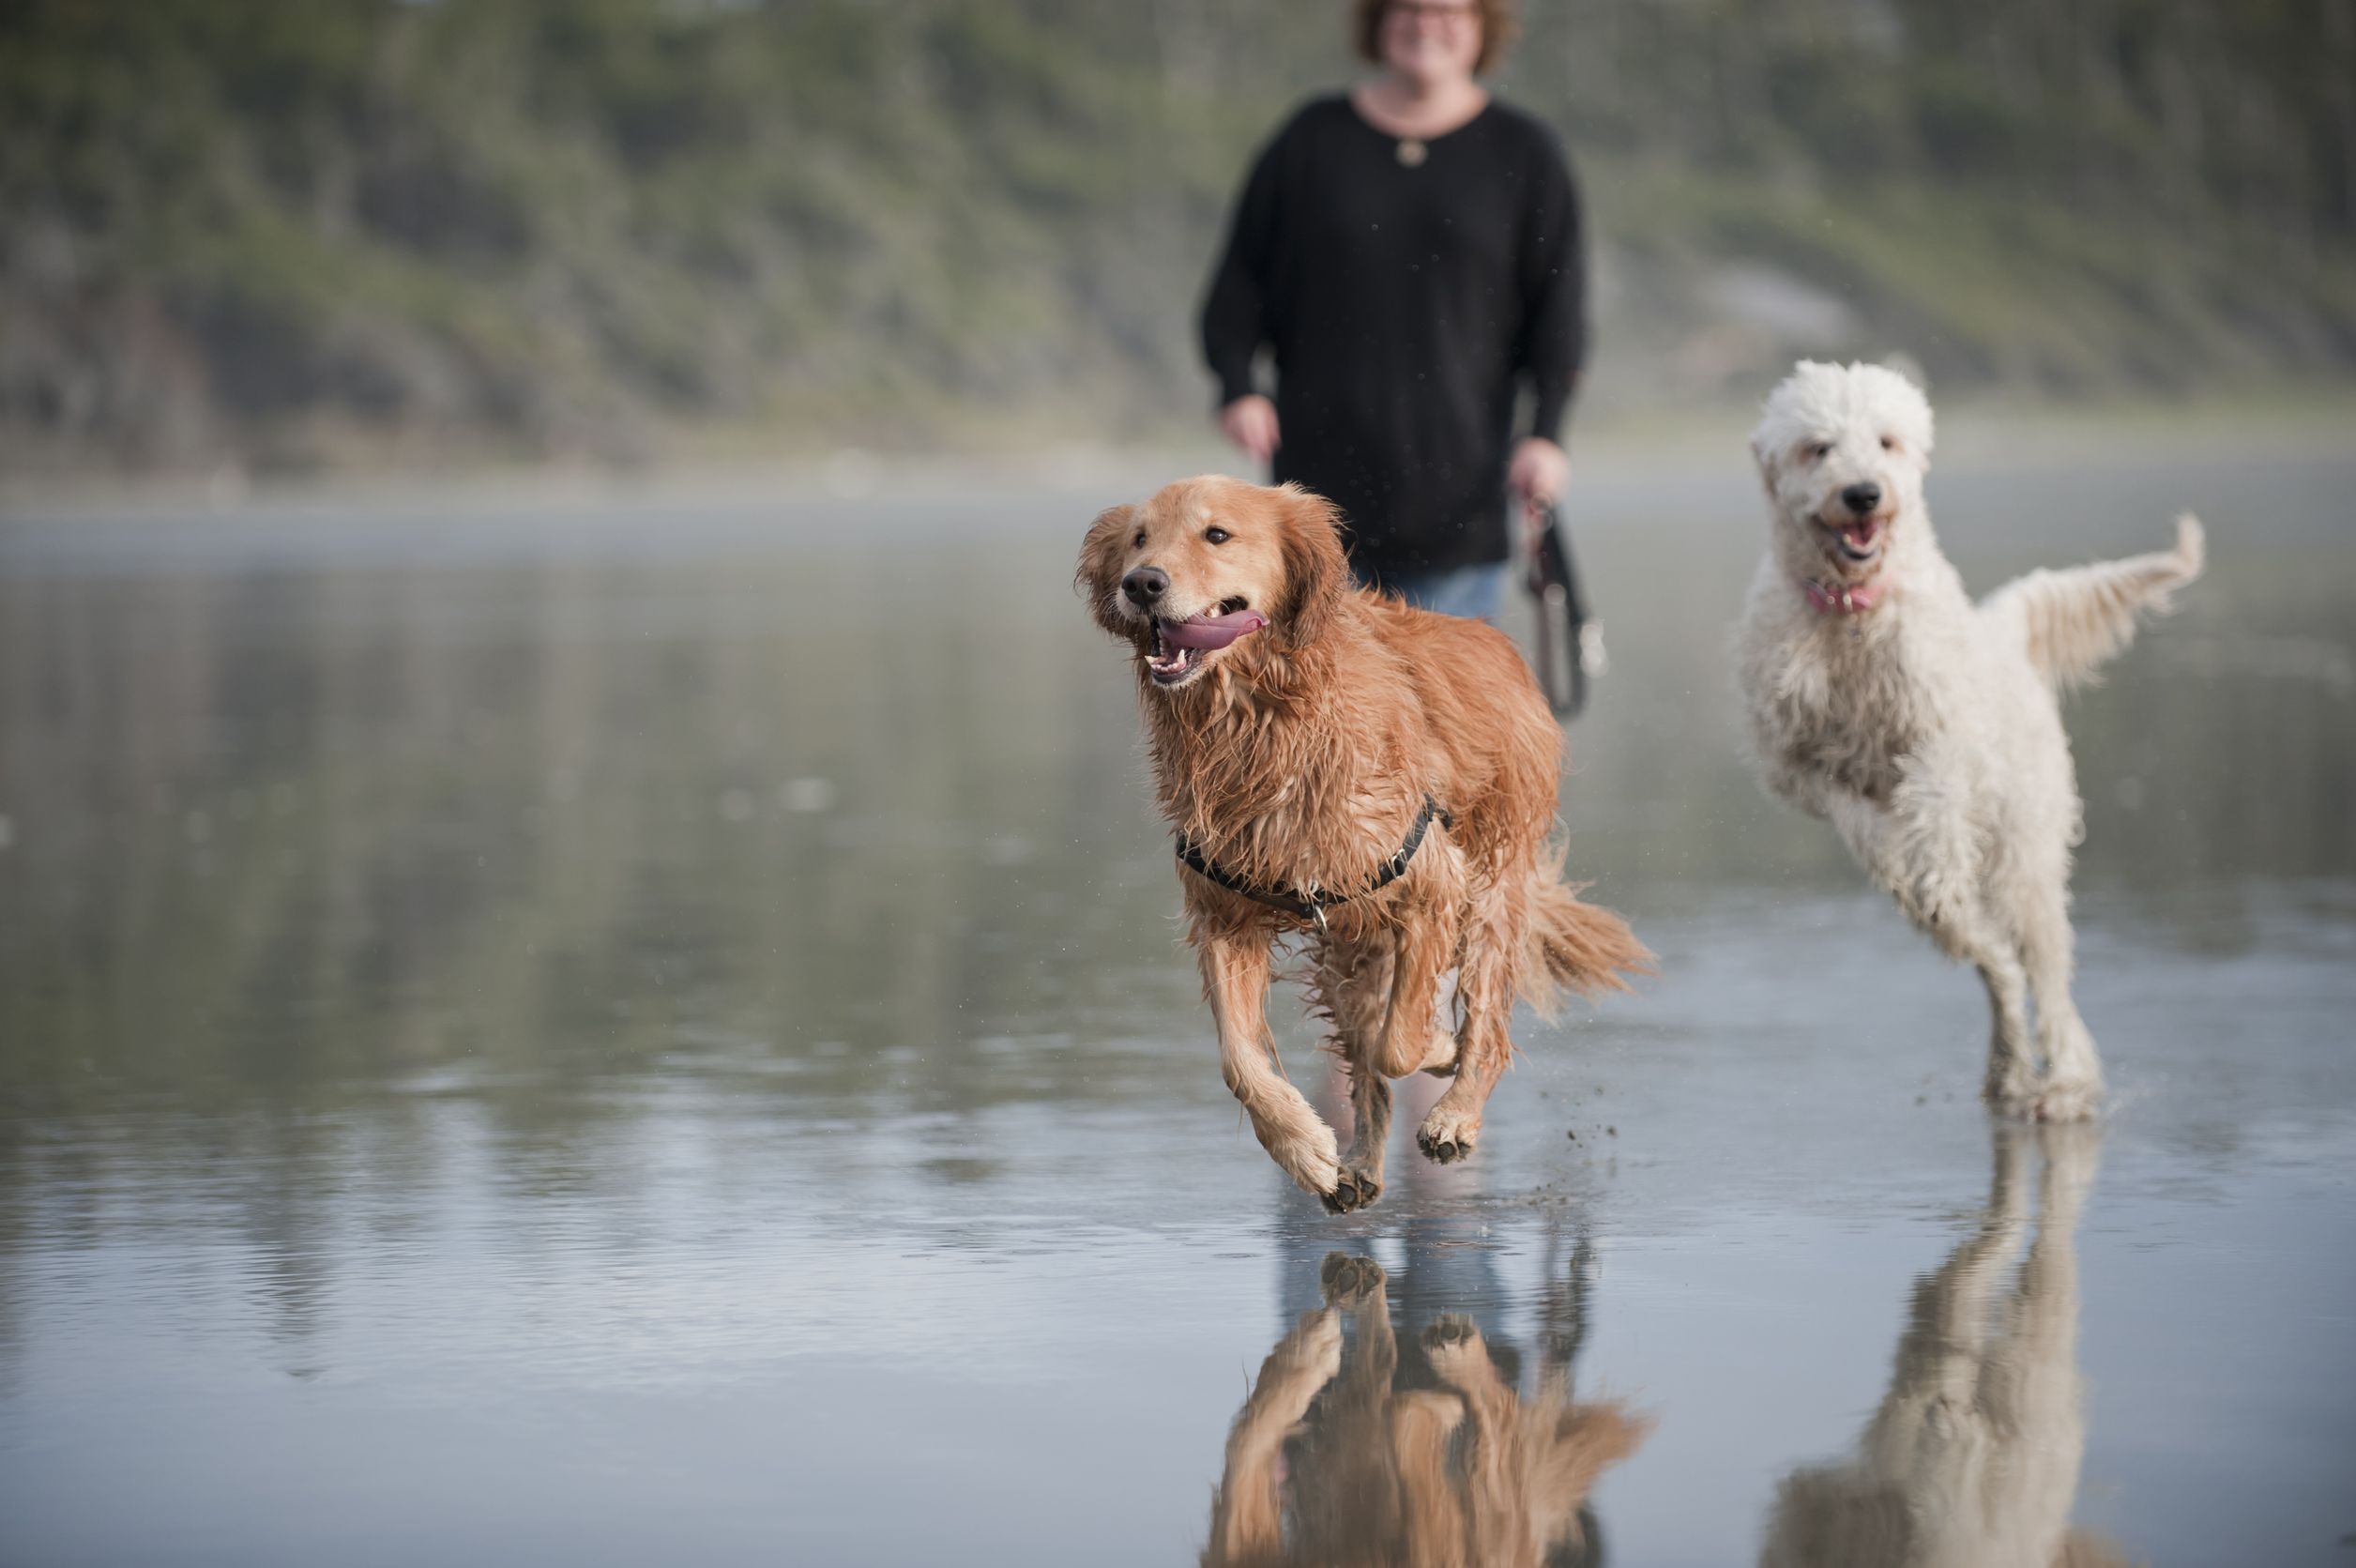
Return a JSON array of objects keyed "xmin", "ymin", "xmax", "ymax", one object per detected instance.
[
  {"xmin": 1983, "ymin": 514, "xmax": 2204, "ymax": 693},
  {"xmin": 1518, "ymin": 854, "xmax": 1650, "ymax": 1018}
]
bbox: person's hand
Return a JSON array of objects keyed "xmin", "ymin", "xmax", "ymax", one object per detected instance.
[
  {"xmin": 1219, "ymin": 394, "xmax": 1281, "ymax": 465},
  {"xmin": 1508, "ymin": 436, "xmax": 1570, "ymax": 551}
]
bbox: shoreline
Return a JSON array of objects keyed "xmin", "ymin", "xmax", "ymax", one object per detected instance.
[{"xmin": 5, "ymin": 389, "xmax": 2352, "ymax": 524}]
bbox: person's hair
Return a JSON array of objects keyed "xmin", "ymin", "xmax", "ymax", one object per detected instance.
[{"xmin": 1352, "ymin": 0, "xmax": 1520, "ymax": 77}]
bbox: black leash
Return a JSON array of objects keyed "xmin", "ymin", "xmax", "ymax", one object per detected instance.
[
  {"xmin": 1526, "ymin": 503, "xmax": 1600, "ymax": 719},
  {"xmin": 1176, "ymin": 796, "xmax": 1453, "ymax": 926}
]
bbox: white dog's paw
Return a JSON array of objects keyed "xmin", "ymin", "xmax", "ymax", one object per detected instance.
[
  {"xmin": 2025, "ymin": 1074, "xmax": 2104, "ymax": 1123},
  {"xmin": 1984, "ymin": 1059, "xmax": 2039, "ymax": 1111}
]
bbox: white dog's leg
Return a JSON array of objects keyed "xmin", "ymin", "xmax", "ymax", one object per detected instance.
[
  {"xmin": 1974, "ymin": 947, "xmax": 2038, "ymax": 1109},
  {"xmin": 1204, "ymin": 933, "xmax": 1343, "ymax": 1199},
  {"xmin": 1823, "ymin": 789, "xmax": 1896, "ymax": 883},
  {"xmin": 1921, "ymin": 895, "xmax": 2035, "ymax": 1109},
  {"xmin": 1830, "ymin": 784, "xmax": 2041, "ymax": 1107},
  {"xmin": 1825, "ymin": 788, "xmax": 1971, "ymax": 940},
  {"xmin": 2019, "ymin": 885, "xmax": 2105, "ymax": 1122},
  {"xmin": 1886, "ymin": 763, "xmax": 1985, "ymax": 938}
]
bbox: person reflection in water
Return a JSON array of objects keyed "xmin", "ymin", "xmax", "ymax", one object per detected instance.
[
  {"xmin": 1759, "ymin": 1125, "xmax": 2129, "ymax": 1568},
  {"xmin": 1205, "ymin": 1252, "xmax": 1646, "ymax": 1568}
]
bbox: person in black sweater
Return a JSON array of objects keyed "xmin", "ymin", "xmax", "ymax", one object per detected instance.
[{"xmin": 1200, "ymin": 0, "xmax": 1584, "ymax": 620}]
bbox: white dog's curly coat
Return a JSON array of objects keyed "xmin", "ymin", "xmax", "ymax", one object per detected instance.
[{"xmin": 1736, "ymin": 361, "xmax": 2203, "ymax": 1120}]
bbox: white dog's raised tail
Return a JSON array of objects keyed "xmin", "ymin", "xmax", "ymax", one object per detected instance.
[{"xmin": 1984, "ymin": 514, "xmax": 2206, "ymax": 692}]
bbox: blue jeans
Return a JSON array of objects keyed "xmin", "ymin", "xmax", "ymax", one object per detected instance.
[{"xmin": 1358, "ymin": 561, "xmax": 1512, "ymax": 622}]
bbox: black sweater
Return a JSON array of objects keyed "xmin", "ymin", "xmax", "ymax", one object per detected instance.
[{"xmin": 1200, "ymin": 96, "xmax": 1586, "ymax": 578}]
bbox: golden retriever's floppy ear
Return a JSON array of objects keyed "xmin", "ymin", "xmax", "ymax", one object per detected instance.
[
  {"xmin": 1075, "ymin": 504, "xmax": 1136, "ymax": 636},
  {"xmin": 1275, "ymin": 483, "xmax": 1349, "ymax": 647}
]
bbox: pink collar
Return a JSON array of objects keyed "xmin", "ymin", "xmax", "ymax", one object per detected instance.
[{"xmin": 1803, "ymin": 577, "xmax": 1883, "ymax": 616}]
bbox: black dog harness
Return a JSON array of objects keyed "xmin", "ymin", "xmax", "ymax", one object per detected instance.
[{"xmin": 1175, "ymin": 796, "xmax": 1453, "ymax": 926}]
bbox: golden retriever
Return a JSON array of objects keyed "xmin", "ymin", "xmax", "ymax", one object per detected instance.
[{"xmin": 1077, "ymin": 477, "xmax": 1645, "ymax": 1211}]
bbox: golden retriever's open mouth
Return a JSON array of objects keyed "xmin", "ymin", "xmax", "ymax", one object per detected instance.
[{"xmin": 1147, "ymin": 598, "xmax": 1264, "ymax": 686}]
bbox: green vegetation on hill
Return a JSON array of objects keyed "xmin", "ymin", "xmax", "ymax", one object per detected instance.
[{"xmin": 4, "ymin": 0, "xmax": 2352, "ymax": 471}]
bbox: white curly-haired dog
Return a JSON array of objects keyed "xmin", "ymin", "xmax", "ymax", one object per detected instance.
[{"xmin": 1736, "ymin": 361, "xmax": 2203, "ymax": 1120}]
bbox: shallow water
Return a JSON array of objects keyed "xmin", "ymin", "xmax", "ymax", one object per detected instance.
[{"xmin": 2, "ymin": 442, "xmax": 2352, "ymax": 1566}]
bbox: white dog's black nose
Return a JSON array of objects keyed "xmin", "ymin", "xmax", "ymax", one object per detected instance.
[
  {"xmin": 1841, "ymin": 481, "xmax": 1883, "ymax": 514},
  {"xmin": 1122, "ymin": 566, "xmax": 1169, "ymax": 605}
]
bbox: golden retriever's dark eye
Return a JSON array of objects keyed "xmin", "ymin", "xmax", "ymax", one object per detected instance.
[
  {"xmin": 1205, "ymin": 526, "xmax": 1231, "ymax": 545},
  {"xmin": 1132, "ymin": 529, "xmax": 1147, "ymax": 547},
  {"xmin": 1880, "ymin": 434, "xmax": 1900, "ymax": 452}
]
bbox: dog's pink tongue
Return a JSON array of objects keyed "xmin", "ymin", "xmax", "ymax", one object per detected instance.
[{"xmin": 1161, "ymin": 609, "xmax": 1269, "ymax": 650}]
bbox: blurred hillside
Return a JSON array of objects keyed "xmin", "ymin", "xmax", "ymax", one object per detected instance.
[{"xmin": 4, "ymin": 0, "xmax": 2354, "ymax": 474}]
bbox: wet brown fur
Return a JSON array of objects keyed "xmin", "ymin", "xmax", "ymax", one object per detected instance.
[
  {"xmin": 1203, "ymin": 1255, "xmax": 1648, "ymax": 1568},
  {"xmin": 1077, "ymin": 477, "xmax": 1647, "ymax": 1210}
]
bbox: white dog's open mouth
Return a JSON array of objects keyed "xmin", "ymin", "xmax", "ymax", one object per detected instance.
[
  {"xmin": 1146, "ymin": 598, "xmax": 1262, "ymax": 687},
  {"xmin": 1828, "ymin": 515, "xmax": 1888, "ymax": 564}
]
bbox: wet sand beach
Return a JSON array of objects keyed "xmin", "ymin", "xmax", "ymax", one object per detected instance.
[{"xmin": 3, "ymin": 434, "xmax": 2351, "ymax": 1566}]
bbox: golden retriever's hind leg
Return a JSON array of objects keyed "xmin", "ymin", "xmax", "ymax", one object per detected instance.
[
  {"xmin": 1418, "ymin": 878, "xmax": 1525, "ymax": 1165},
  {"xmin": 1330, "ymin": 906, "xmax": 1456, "ymax": 1210},
  {"xmin": 1204, "ymin": 931, "xmax": 1343, "ymax": 1200},
  {"xmin": 1330, "ymin": 1064, "xmax": 1391, "ymax": 1214},
  {"xmin": 1312, "ymin": 935, "xmax": 1392, "ymax": 1212},
  {"xmin": 1377, "ymin": 905, "xmax": 1456, "ymax": 1079}
]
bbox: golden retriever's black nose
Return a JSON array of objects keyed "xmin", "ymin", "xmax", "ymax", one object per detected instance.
[
  {"xmin": 1841, "ymin": 481, "xmax": 1883, "ymax": 513},
  {"xmin": 1122, "ymin": 566, "xmax": 1169, "ymax": 605}
]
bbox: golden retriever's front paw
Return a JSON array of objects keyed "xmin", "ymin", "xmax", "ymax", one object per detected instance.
[
  {"xmin": 1272, "ymin": 1131, "xmax": 1343, "ymax": 1201},
  {"xmin": 1415, "ymin": 1106, "xmax": 1481, "ymax": 1164},
  {"xmin": 1321, "ymin": 1166, "xmax": 1384, "ymax": 1214}
]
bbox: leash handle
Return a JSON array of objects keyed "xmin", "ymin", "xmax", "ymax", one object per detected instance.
[{"xmin": 1525, "ymin": 504, "xmax": 1590, "ymax": 719}]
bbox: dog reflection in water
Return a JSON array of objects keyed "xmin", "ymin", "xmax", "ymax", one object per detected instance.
[
  {"xmin": 1761, "ymin": 1126, "xmax": 2129, "ymax": 1568},
  {"xmin": 1205, "ymin": 1253, "xmax": 1646, "ymax": 1568}
]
